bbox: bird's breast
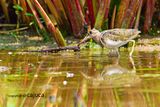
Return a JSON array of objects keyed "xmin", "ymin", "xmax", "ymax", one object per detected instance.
[{"xmin": 102, "ymin": 39, "xmax": 123, "ymax": 48}]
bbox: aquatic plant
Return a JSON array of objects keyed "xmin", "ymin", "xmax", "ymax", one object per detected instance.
[
  {"xmin": 32, "ymin": 0, "xmax": 66, "ymax": 46},
  {"xmin": 0, "ymin": 0, "xmax": 10, "ymax": 22},
  {"xmin": 0, "ymin": 0, "xmax": 159, "ymax": 46}
]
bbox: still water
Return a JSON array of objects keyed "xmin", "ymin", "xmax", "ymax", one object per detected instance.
[{"xmin": 0, "ymin": 49, "xmax": 160, "ymax": 107}]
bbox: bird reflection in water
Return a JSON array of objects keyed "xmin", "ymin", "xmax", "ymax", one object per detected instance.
[
  {"xmin": 74, "ymin": 57, "xmax": 142, "ymax": 107},
  {"xmin": 81, "ymin": 56, "xmax": 141, "ymax": 87}
]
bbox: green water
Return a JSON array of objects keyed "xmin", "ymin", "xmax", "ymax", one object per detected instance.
[{"xmin": 0, "ymin": 49, "xmax": 160, "ymax": 107}]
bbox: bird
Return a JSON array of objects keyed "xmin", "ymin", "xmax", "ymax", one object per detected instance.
[{"xmin": 78, "ymin": 28, "xmax": 141, "ymax": 57}]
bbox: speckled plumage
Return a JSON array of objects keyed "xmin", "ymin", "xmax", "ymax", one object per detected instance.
[
  {"xmin": 79, "ymin": 28, "xmax": 141, "ymax": 56},
  {"xmin": 91, "ymin": 28, "xmax": 141, "ymax": 48}
]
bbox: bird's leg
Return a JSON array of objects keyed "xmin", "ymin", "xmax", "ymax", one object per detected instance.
[
  {"xmin": 108, "ymin": 48, "xmax": 119, "ymax": 57},
  {"xmin": 128, "ymin": 40, "xmax": 135, "ymax": 57}
]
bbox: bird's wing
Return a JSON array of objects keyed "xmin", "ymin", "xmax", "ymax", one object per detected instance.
[{"xmin": 101, "ymin": 29, "xmax": 141, "ymax": 41}]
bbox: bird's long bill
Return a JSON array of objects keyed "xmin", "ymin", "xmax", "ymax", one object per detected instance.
[{"xmin": 78, "ymin": 35, "xmax": 92, "ymax": 46}]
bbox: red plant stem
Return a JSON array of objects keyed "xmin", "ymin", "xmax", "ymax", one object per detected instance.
[
  {"xmin": 33, "ymin": 0, "xmax": 66, "ymax": 46},
  {"xmin": 95, "ymin": 0, "xmax": 109, "ymax": 29},
  {"xmin": 26, "ymin": 0, "xmax": 44, "ymax": 29},
  {"xmin": 62, "ymin": 0, "xmax": 85, "ymax": 37},
  {"xmin": 51, "ymin": 0, "xmax": 63, "ymax": 23},
  {"xmin": 20, "ymin": 0, "xmax": 29, "ymax": 23},
  {"xmin": 111, "ymin": 5, "xmax": 116, "ymax": 29},
  {"xmin": 130, "ymin": 17, "xmax": 136, "ymax": 28},
  {"xmin": 97, "ymin": 0, "xmax": 101, "ymax": 8},
  {"xmin": 0, "ymin": 0, "xmax": 10, "ymax": 22},
  {"xmin": 51, "ymin": 0, "xmax": 69, "ymax": 25},
  {"xmin": 125, "ymin": 0, "xmax": 140, "ymax": 28},
  {"xmin": 50, "ymin": 0, "xmax": 71, "ymax": 33},
  {"xmin": 87, "ymin": 0, "xmax": 95, "ymax": 28},
  {"xmin": 33, "ymin": 0, "xmax": 50, "ymax": 24},
  {"xmin": 92, "ymin": 0, "xmax": 100, "ymax": 17},
  {"xmin": 115, "ymin": 0, "xmax": 131, "ymax": 28},
  {"xmin": 75, "ymin": 0, "xmax": 86, "ymax": 24},
  {"xmin": 85, "ymin": 9, "xmax": 90, "ymax": 25},
  {"xmin": 143, "ymin": 0, "xmax": 156, "ymax": 32},
  {"xmin": 104, "ymin": 0, "xmax": 111, "ymax": 19},
  {"xmin": 66, "ymin": 0, "xmax": 79, "ymax": 36},
  {"xmin": 33, "ymin": 0, "xmax": 51, "ymax": 23},
  {"xmin": 134, "ymin": 0, "xmax": 143, "ymax": 29},
  {"xmin": 129, "ymin": 0, "xmax": 140, "ymax": 28}
]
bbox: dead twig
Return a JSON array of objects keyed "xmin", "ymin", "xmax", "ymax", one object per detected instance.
[
  {"xmin": 26, "ymin": 45, "xmax": 80, "ymax": 53},
  {"xmin": 0, "ymin": 27, "xmax": 29, "ymax": 34}
]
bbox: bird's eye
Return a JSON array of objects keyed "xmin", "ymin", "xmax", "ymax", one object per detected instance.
[{"xmin": 89, "ymin": 31, "xmax": 92, "ymax": 34}]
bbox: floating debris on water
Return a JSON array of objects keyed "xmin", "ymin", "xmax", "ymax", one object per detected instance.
[
  {"xmin": 8, "ymin": 52, "xmax": 13, "ymax": 55},
  {"xmin": 66, "ymin": 72, "xmax": 74, "ymax": 78},
  {"xmin": 0, "ymin": 66, "xmax": 9, "ymax": 72},
  {"xmin": 63, "ymin": 80, "xmax": 67, "ymax": 85}
]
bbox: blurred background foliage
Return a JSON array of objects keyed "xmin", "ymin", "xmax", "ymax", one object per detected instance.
[{"xmin": 0, "ymin": 0, "xmax": 159, "ymax": 46}]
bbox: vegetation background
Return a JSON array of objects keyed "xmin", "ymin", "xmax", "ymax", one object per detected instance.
[{"xmin": 0, "ymin": 0, "xmax": 159, "ymax": 46}]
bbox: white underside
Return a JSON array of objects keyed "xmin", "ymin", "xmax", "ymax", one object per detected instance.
[{"xmin": 103, "ymin": 39, "xmax": 123, "ymax": 48}]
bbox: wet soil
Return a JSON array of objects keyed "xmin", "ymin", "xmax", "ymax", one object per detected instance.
[{"xmin": 0, "ymin": 33, "xmax": 160, "ymax": 52}]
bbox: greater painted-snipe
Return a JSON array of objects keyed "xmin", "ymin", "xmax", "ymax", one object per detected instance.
[{"xmin": 78, "ymin": 28, "xmax": 141, "ymax": 56}]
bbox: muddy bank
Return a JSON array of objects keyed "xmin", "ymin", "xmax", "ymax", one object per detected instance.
[
  {"xmin": 0, "ymin": 33, "xmax": 160, "ymax": 52},
  {"xmin": 135, "ymin": 35, "xmax": 160, "ymax": 52}
]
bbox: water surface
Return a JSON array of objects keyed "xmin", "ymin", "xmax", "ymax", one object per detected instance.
[{"xmin": 0, "ymin": 49, "xmax": 160, "ymax": 107}]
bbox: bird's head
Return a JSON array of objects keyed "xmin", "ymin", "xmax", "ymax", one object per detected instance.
[
  {"xmin": 78, "ymin": 28, "xmax": 101, "ymax": 46},
  {"xmin": 89, "ymin": 28, "xmax": 101, "ymax": 43}
]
